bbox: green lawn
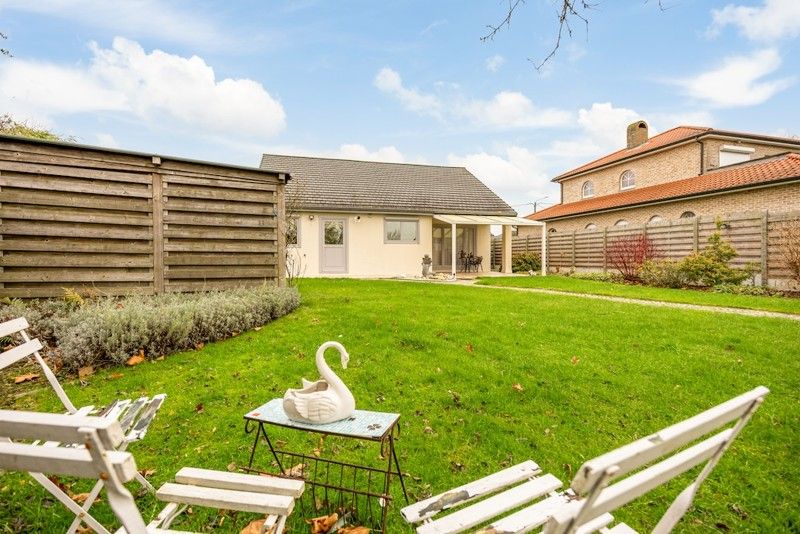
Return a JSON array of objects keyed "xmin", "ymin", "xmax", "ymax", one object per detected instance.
[
  {"xmin": 2, "ymin": 279, "xmax": 799, "ymax": 532},
  {"xmin": 477, "ymin": 275, "xmax": 800, "ymax": 315}
]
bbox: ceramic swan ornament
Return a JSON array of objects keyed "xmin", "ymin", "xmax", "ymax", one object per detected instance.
[{"xmin": 282, "ymin": 341, "xmax": 356, "ymax": 424}]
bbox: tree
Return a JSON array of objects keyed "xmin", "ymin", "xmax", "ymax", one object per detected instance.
[
  {"xmin": 0, "ymin": 31, "xmax": 10, "ymax": 58},
  {"xmin": 482, "ymin": 1, "xmax": 667, "ymax": 70},
  {"xmin": 0, "ymin": 114, "xmax": 72, "ymax": 141}
]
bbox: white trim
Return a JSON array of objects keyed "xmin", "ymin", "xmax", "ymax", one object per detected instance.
[
  {"xmin": 720, "ymin": 144, "xmax": 756, "ymax": 154},
  {"xmin": 383, "ymin": 217, "xmax": 420, "ymax": 244},
  {"xmin": 432, "ymin": 214, "xmax": 544, "ymax": 226}
]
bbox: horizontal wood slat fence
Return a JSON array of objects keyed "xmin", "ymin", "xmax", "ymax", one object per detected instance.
[
  {"xmin": 0, "ymin": 137, "xmax": 287, "ymax": 298},
  {"xmin": 492, "ymin": 211, "xmax": 800, "ymax": 286}
]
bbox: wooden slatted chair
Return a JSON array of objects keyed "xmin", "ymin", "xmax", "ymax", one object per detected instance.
[
  {"xmin": 401, "ymin": 386, "xmax": 768, "ymax": 534},
  {"xmin": 0, "ymin": 317, "xmax": 167, "ymax": 533},
  {"xmin": 0, "ymin": 409, "xmax": 304, "ymax": 533}
]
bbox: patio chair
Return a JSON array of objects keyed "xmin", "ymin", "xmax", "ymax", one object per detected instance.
[
  {"xmin": 0, "ymin": 317, "xmax": 166, "ymax": 533},
  {"xmin": 401, "ymin": 386, "xmax": 768, "ymax": 534},
  {"xmin": 0, "ymin": 409, "xmax": 304, "ymax": 533}
]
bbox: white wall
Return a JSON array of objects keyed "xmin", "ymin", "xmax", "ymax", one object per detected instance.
[{"xmin": 289, "ymin": 212, "xmax": 434, "ymax": 277}]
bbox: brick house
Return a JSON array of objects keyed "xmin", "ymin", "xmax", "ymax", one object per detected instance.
[{"xmin": 523, "ymin": 122, "xmax": 800, "ymax": 234}]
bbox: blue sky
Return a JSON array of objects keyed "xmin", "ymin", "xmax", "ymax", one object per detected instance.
[{"xmin": 1, "ymin": 0, "xmax": 798, "ymax": 213}]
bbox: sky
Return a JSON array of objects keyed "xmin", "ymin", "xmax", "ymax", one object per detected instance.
[{"xmin": 1, "ymin": 0, "xmax": 799, "ymax": 214}]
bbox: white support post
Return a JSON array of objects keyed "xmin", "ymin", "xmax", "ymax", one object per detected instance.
[
  {"xmin": 540, "ymin": 222, "xmax": 547, "ymax": 276},
  {"xmin": 451, "ymin": 223, "xmax": 457, "ymax": 277},
  {"xmin": 502, "ymin": 225, "xmax": 512, "ymax": 274}
]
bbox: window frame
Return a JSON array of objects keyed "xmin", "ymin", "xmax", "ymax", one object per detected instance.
[
  {"xmin": 584, "ymin": 223, "xmax": 598, "ymax": 231},
  {"xmin": 581, "ymin": 180, "xmax": 595, "ymax": 198},
  {"xmin": 614, "ymin": 219, "xmax": 630, "ymax": 227},
  {"xmin": 383, "ymin": 217, "xmax": 420, "ymax": 244},
  {"xmin": 286, "ymin": 216, "xmax": 301, "ymax": 247},
  {"xmin": 648, "ymin": 215, "xmax": 663, "ymax": 224},
  {"xmin": 680, "ymin": 211, "xmax": 696, "ymax": 219},
  {"xmin": 719, "ymin": 145, "xmax": 755, "ymax": 167},
  {"xmin": 620, "ymin": 170, "xmax": 636, "ymax": 191}
]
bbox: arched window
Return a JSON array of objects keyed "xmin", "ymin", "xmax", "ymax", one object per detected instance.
[
  {"xmin": 620, "ymin": 170, "xmax": 636, "ymax": 190},
  {"xmin": 680, "ymin": 211, "xmax": 696, "ymax": 219},
  {"xmin": 548, "ymin": 227, "xmax": 557, "ymax": 233},
  {"xmin": 648, "ymin": 215, "xmax": 663, "ymax": 224},
  {"xmin": 581, "ymin": 181, "xmax": 594, "ymax": 198},
  {"xmin": 614, "ymin": 219, "xmax": 629, "ymax": 227},
  {"xmin": 584, "ymin": 223, "xmax": 597, "ymax": 231}
]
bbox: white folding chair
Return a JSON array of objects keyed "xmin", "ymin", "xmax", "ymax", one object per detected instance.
[
  {"xmin": 0, "ymin": 409, "xmax": 304, "ymax": 533},
  {"xmin": 0, "ymin": 317, "xmax": 167, "ymax": 533},
  {"xmin": 401, "ymin": 386, "xmax": 769, "ymax": 533}
]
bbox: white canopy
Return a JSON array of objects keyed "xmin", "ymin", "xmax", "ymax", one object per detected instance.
[
  {"xmin": 433, "ymin": 214, "xmax": 544, "ymax": 226},
  {"xmin": 432, "ymin": 214, "xmax": 547, "ymax": 276}
]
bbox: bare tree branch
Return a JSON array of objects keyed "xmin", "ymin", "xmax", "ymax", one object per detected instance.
[
  {"xmin": 0, "ymin": 32, "xmax": 11, "ymax": 58},
  {"xmin": 483, "ymin": 1, "xmax": 670, "ymax": 71}
]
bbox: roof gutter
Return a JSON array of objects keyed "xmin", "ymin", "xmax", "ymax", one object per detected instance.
[{"xmin": 532, "ymin": 176, "xmax": 800, "ymax": 222}]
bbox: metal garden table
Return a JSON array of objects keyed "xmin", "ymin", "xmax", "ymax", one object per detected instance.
[{"xmin": 243, "ymin": 399, "xmax": 408, "ymax": 532}]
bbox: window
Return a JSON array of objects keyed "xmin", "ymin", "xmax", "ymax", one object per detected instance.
[
  {"xmin": 585, "ymin": 223, "xmax": 597, "ymax": 231},
  {"xmin": 548, "ymin": 228, "xmax": 557, "ymax": 233},
  {"xmin": 648, "ymin": 215, "xmax": 663, "ymax": 224},
  {"xmin": 680, "ymin": 211, "xmax": 696, "ymax": 219},
  {"xmin": 286, "ymin": 217, "xmax": 299, "ymax": 246},
  {"xmin": 620, "ymin": 170, "xmax": 636, "ymax": 190},
  {"xmin": 384, "ymin": 218, "xmax": 419, "ymax": 243},
  {"xmin": 614, "ymin": 219, "xmax": 629, "ymax": 227},
  {"xmin": 324, "ymin": 220, "xmax": 344, "ymax": 245},
  {"xmin": 581, "ymin": 181, "xmax": 595, "ymax": 198},
  {"xmin": 719, "ymin": 145, "xmax": 755, "ymax": 167}
]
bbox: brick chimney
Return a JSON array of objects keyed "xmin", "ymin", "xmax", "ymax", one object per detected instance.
[{"xmin": 626, "ymin": 121, "xmax": 649, "ymax": 149}]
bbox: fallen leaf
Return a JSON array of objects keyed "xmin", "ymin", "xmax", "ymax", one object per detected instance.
[
  {"xmin": 195, "ymin": 403, "xmax": 204, "ymax": 414},
  {"xmin": 729, "ymin": 504, "xmax": 748, "ymax": 520},
  {"xmin": 240, "ymin": 518, "xmax": 265, "ymax": 534},
  {"xmin": 78, "ymin": 366, "xmax": 94, "ymax": 379},
  {"xmin": 76, "ymin": 527, "xmax": 93, "ymax": 534},
  {"xmin": 306, "ymin": 512, "xmax": 338, "ymax": 534},
  {"xmin": 109, "ymin": 372, "xmax": 124, "ymax": 380},
  {"xmin": 14, "ymin": 373, "xmax": 39, "ymax": 384},
  {"xmin": 254, "ymin": 326, "xmax": 262, "ymax": 331},
  {"xmin": 339, "ymin": 527, "xmax": 370, "ymax": 534},
  {"xmin": 126, "ymin": 350, "xmax": 145, "ymax": 366},
  {"xmin": 227, "ymin": 462, "xmax": 237, "ymax": 472},
  {"xmin": 231, "ymin": 331, "xmax": 239, "ymax": 337},
  {"xmin": 570, "ymin": 355, "xmax": 580, "ymax": 365},
  {"xmin": 465, "ymin": 343, "xmax": 474, "ymax": 353},
  {"xmin": 139, "ymin": 468, "xmax": 156, "ymax": 478},
  {"xmin": 512, "ymin": 383, "xmax": 524, "ymax": 392},
  {"xmin": 195, "ymin": 343, "xmax": 205, "ymax": 350},
  {"xmin": 155, "ymin": 355, "xmax": 165, "ymax": 361},
  {"xmin": 71, "ymin": 492, "xmax": 90, "ymax": 504},
  {"xmin": 283, "ymin": 463, "xmax": 306, "ymax": 477}
]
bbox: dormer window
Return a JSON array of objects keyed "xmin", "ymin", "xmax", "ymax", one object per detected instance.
[
  {"xmin": 719, "ymin": 145, "xmax": 755, "ymax": 167},
  {"xmin": 581, "ymin": 181, "xmax": 595, "ymax": 198},
  {"xmin": 620, "ymin": 170, "xmax": 636, "ymax": 190}
]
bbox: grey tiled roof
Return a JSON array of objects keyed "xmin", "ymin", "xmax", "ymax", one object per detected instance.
[{"xmin": 259, "ymin": 154, "xmax": 516, "ymax": 216}]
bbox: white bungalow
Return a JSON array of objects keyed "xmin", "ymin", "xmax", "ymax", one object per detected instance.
[{"xmin": 260, "ymin": 154, "xmax": 545, "ymax": 278}]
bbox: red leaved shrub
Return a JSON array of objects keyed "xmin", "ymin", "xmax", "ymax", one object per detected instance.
[{"xmin": 606, "ymin": 234, "xmax": 659, "ymax": 281}]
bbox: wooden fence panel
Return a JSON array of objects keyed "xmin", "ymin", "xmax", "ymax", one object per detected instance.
[
  {"xmin": 493, "ymin": 210, "xmax": 800, "ymax": 286},
  {"xmin": 0, "ymin": 139, "xmax": 286, "ymax": 298},
  {"xmin": 161, "ymin": 174, "xmax": 279, "ymax": 293}
]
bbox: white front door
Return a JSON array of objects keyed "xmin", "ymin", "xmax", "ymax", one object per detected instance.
[{"xmin": 320, "ymin": 217, "xmax": 347, "ymax": 274}]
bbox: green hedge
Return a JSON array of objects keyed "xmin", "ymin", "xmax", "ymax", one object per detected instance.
[{"xmin": 0, "ymin": 285, "xmax": 300, "ymax": 369}]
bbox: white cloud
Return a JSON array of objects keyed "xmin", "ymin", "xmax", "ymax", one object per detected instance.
[
  {"xmin": 448, "ymin": 146, "xmax": 553, "ymax": 209},
  {"xmin": 708, "ymin": 0, "xmax": 800, "ymax": 42},
  {"xmin": 1, "ymin": 0, "xmax": 229, "ymax": 49},
  {"xmin": 374, "ymin": 67, "xmax": 571, "ymax": 130},
  {"xmin": 95, "ymin": 133, "xmax": 119, "ymax": 148},
  {"xmin": 335, "ymin": 144, "xmax": 406, "ymax": 163},
  {"xmin": 373, "ymin": 68, "xmax": 441, "ymax": 117},
  {"xmin": 577, "ymin": 103, "xmax": 641, "ymax": 151},
  {"xmin": 457, "ymin": 91, "xmax": 572, "ymax": 129},
  {"xmin": 0, "ymin": 37, "xmax": 286, "ymax": 141},
  {"xmin": 485, "ymin": 54, "xmax": 506, "ymax": 72},
  {"xmin": 676, "ymin": 48, "xmax": 794, "ymax": 107}
]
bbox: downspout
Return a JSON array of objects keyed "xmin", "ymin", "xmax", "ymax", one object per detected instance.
[{"xmin": 696, "ymin": 136, "xmax": 705, "ymax": 175}]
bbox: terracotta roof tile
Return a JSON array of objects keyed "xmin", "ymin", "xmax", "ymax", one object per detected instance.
[
  {"xmin": 554, "ymin": 126, "xmax": 710, "ymax": 180},
  {"xmin": 529, "ymin": 153, "xmax": 800, "ymax": 221}
]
